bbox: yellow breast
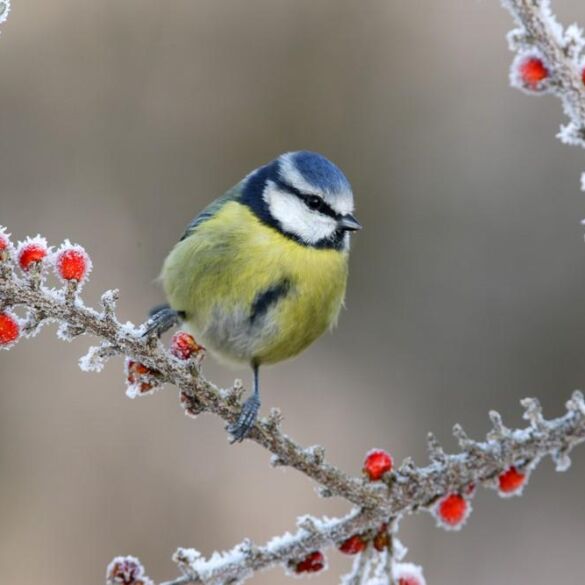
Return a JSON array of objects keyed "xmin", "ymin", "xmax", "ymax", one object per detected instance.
[{"xmin": 161, "ymin": 201, "xmax": 349, "ymax": 365}]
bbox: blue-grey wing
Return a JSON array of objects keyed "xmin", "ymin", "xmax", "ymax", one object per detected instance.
[{"xmin": 179, "ymin": 182, "xmax": 243, "ymax": 241}]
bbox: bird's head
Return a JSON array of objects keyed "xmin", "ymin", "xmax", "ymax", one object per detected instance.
[{"xmin": 241, "ymin": 151, "xmax": 361, "ymax": 250}]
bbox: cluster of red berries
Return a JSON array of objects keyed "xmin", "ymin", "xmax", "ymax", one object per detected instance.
[
  {"xmin": 106, "ymin": 556, "xmax": 153, "ymax": 585},
  {"xmin": 338, "ymin": 522, "xmax": 390, "ymax": 556},
  {"xmin": 125, "ymin": 332, "xmax": 205, "ymax": 398},
  {"xmin": 433, "ymin": 465, "xmax": 527, "ymax": 529},
  {"xmin": 13, "ymin": 235, "xmax": 92, "ymax": 283},
  {"xmin": 289, "ymin": 550, "xmax": 326, "ymax": 574},
  {"xmin": 290, "ymin": 450, "xmax": 395, "ymax": 574},
  {"xmin": 0, "ymin": 230, "xmax": 92, "ymax": 350}
]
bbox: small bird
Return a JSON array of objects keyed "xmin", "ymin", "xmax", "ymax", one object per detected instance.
[{"xmin": 145, "ymin": 151, "xmax": 361, "ymax": 441}]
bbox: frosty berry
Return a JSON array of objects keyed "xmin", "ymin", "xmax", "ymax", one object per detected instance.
[
  {"xmin": 170, "ymin": 331, "xmax": 204, "ymax": 360},
  {"xmin": 0, "ymin": 312, "xmax": 20, "ymax": 347},
  {"xmin": 498, "ymin": 466, "xmax": 526, "ymax": 495},
  {"xmin": 55, "ymin": 243, "xmax": 91, "ymax": 282},
  {"xmin": 292, "ymin": 551, "xmax": 325, "ymax": 574},
  {"xmin": 435, "ymin": 493, "xmax": 469, "ymax": 529},
  {"xmin": 363, "ymin": 449, "xmax": 393, "ymax": 480},
  {"xmin": 17, "ymin": 237, "xmax": 48, "ymax": 272},
  {"xmin": 338, "ymin": 534, "xmax": 367, "ymax": 555}
]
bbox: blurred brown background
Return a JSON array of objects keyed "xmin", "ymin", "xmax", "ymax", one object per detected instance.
[{"xmin": 1, "ymin": 1, "xmax": 585, "ymax": 583}]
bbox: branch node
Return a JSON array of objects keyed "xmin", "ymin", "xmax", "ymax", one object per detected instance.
[
  {"xmin": 265, "ymin": 406, "xmax": 284, "ymax": 431},
  {"xmin": 521, "ymin": 397, "xmax": 547, "ymax": 430},
  {"xmin": 426, "ymin": 432, "xmax": 447, "ymax": 463},
  {"xmin": 100, "ymin": 289, "xmax": 119, "ymax": 321},
  {"xmin": 305, "ymin": 444, "xmax": 326, "ymax": 465}
]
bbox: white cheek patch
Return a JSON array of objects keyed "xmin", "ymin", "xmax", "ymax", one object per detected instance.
[{"xmin": 264, "ymin": 182, "xmax": 338, "ymax": 244}]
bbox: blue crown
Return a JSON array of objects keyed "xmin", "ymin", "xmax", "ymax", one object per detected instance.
[{"xmin": 281, "ymin": 151, "xmax": 351, "ymax": 194}]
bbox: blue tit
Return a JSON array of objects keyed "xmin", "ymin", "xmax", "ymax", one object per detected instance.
[{"xmin": 145, "ymin": 151, "xmax": 361, "ymax": 441}]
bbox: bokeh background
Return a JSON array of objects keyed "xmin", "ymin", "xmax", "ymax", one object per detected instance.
[{"xmin": 1, "ymin": 1, "xmax": 585, "ymax": 583}]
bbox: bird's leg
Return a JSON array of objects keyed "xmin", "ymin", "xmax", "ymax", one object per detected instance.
[
  {"xmin": 227, "ymin": 364, "xmax": 261, "ymax": 443},
  {"xmin": 141, "ymin": 304, "xmax": 184, "ymax": 338}
]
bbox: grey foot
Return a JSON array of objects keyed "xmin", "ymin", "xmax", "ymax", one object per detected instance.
[
  {"xmin": 142, "ymin": 304, "xmax": 183, "ymax": 338},
  {"xmin": 227, "ymin": 395, "xmax": 260, "ymax": 443}
]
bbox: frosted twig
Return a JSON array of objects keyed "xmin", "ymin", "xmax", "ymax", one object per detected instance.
[
  {"xmin": 159, "ymin": 391, "xmax": 585, "ymax": 583},
  {"xmin": 500, "ymin": 0, "xmax": 585, "ymax": 178}
]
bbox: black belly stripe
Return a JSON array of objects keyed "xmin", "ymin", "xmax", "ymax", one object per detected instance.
[{"xmin": 250, "ymin": 279, "xmax": 291, "ymax": 325}]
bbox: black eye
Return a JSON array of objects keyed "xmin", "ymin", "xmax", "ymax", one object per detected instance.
[{"xmin": 305, "ymin": 195, "xmax": 323, "ymax": 211}]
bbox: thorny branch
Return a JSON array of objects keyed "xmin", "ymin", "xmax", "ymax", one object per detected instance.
[
  {"xmin": 1, "ymin": 237, "xmax": 585, "ymax": 585},
  {"xmin": 502, "ymin": 0, "xmax": 585, "ymax": 154}
]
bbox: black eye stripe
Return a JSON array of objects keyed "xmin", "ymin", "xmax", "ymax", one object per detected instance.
[{"xmin": 272, "ymin": 179, "xmax": 339, "ymax": 219}]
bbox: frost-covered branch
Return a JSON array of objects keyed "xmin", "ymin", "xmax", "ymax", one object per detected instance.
[
  {"xmin": 155, "ymin": 392, "xmax": 585, "ymax": 584},
  {"xmin": 0, "ymin": 1, "xmax": 10, "ymax": 27},
  {"xmin": 501, "ymin": 0, "xmax": 585, "ymax": 174},
  {"xmin": 2, "ymin": 229, "xmax": 585, "ymax": 585}
]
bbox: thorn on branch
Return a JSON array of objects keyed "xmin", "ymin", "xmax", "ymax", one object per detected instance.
[
  {"xmin": 521, "ymin": 397, "xmax": 547, "ymax": 430},
  {"xmin": 101, "ymin": 289, "xmax": 120, "ymax": 322},
  {"xmin": 426, "ymin": 432, "xmax": 447, "ymax": 464}
]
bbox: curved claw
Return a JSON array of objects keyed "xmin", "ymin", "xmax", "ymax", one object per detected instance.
[
  {"xmin": 142, "ymin": 305, "xmax": 182, "ymax": 338},
  {"xmin": 227, "ymin": 395, "xmax": 261, "ymax": 443}
]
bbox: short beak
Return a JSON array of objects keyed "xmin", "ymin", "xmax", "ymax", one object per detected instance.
[{"xmin": 338, "ymin": 214, "xmax": 362, "ymax": 232}]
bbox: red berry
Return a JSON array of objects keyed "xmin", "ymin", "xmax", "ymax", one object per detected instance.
[
  {"xmin": 338, "ymin": 534, "xmax": 367, "ymax": 555},
  {"xmin": 170, "ymin": 331, "xmax": 204, "ymax": 360},
  {"xmin": 581, "ymin": 66, "xmax": 585, "ymax": 86},
  {"xmin": 106, "ymin": 556, "xmax": 152, "ymax": 585},
  {"xmin": 17, "ymin": 239, "xmax": 48, "ymax": 271},
  {"xmin": 498, "ymin": 466, "xmax": 526, "ymax": 494},
  {"xmin": 0, "ymin": 229, "xmax": 11, "ymax": 260},
  {"xmin": 394, "ymin": 563, "xmax": 426, "ymax": 585},
  {"xmin": 398, "ymin": 578, "xmax": 422, "ymax": 585},
  {"xmin": 55, "ymin": 244, "xmax": 91, "ymax": 282},
  {"xmin": 363, "ymin": 449, "xmax": 393, "ymax": 481},
  {"xmin": 373, "ymin": 523, "xmax": 390, "ymax": 552},
  {"xmin": 0, "ymin": 312, "xmax": 20, "ymax": 346},
  {"xmin": 517, "ymin": 55, "xmax": 549, "ymax": 90},
  {"xmin": 292, "ymin": 551, "xmax": 325, "ymax": 574},
  {"xmin": 436, "ymin": 493, "xmax": 469, "ymax": 528},
  {"xmin": 126, "ymin": 359, "xmax": 155, "ymax": 394}
]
